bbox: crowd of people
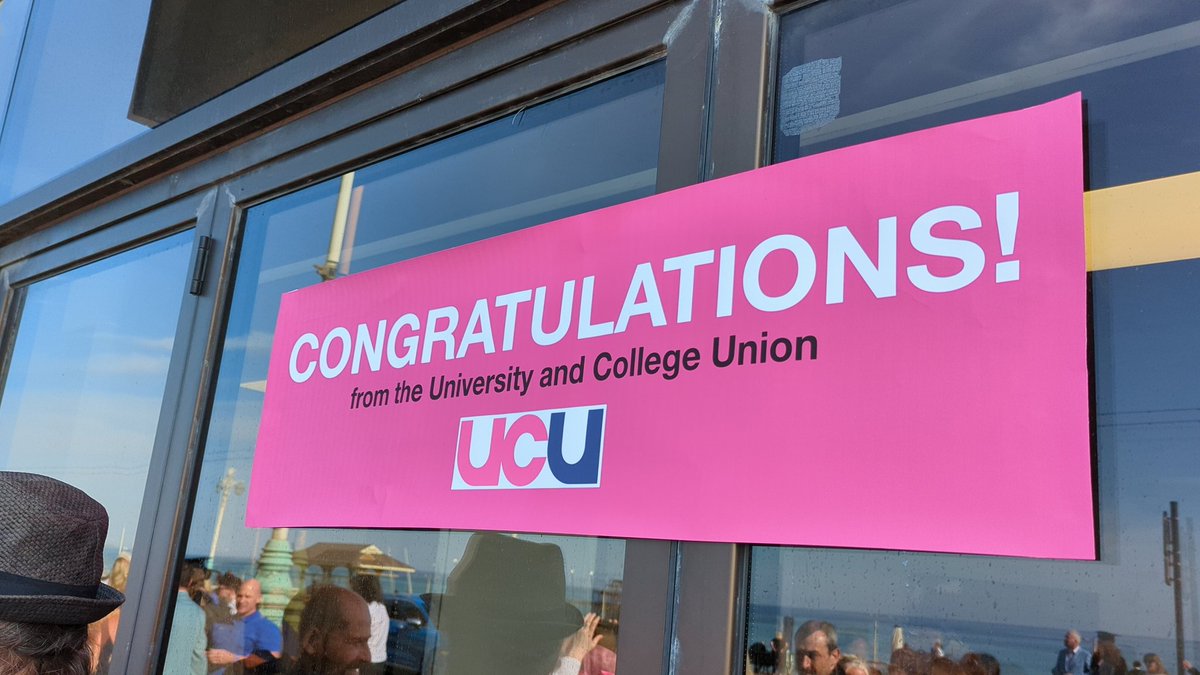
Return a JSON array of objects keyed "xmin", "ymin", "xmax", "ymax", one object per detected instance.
[
  {"xmin": 166, "ymin": 557, "xmax": 619, "ymax": 672},
  {"xmin": 169, "ymin": 568, "xmax": 422, "ymax": 674},
  {"xmin": 7, "ymin": 470, "xmax": 1200, "ymax": 675},
  {"xmin": 747, "ymin": 619, "xmax": 1006, "ymax": 675},
  {"xmin": 1, "ymin": 473, "xmax": 622, "ymax": 675},
  {"xmin": 749, "ymin": 621, "xmax": 1200, "ymax": 675},
  {"xmin": 1053, "ymin": 628, "xmax": 1194, "ymax": 675}
]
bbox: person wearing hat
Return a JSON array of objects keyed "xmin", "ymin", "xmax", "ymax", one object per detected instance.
[
  {"xmin": 0, "ymin": 471, "xmax": 125, "ymax": 674},
  {"xmin": 1091, "ymin": 632, "xmax": 1127, "ymax": 675},
  {"xmin": 429, "ymin": 532, "xmax": 600, "ymax": 675}
]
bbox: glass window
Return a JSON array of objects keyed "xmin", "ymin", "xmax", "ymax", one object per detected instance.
[
  {"xmin": 748, "ymin": 260, "xmax": 1200, "ymax": 675},
  {"xmin": 0, "ymin": 0, "xmax": 153, "ymax": 202},
  {"xmin": 773, "ymin": 0, "xmax": 1200, "ymax": 188},
  {"xmin": 0, "ymin": 0, "xmax": 34, "ymax": 136},
  {"xmin": 163, "ymin": 62, "xmax": 665, "ymax": 675},
  {"xmin": 750, "ymin": 2, "xmax": 1200, "ymax": 675},
  {"xmin": 0, "ymin": 231, "xmax": 192, "ymax": 674}
]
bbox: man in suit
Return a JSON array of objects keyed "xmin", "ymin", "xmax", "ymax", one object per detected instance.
[{"xmin": 1053, "ymin": 630, "xmax": 1091, "ymax": 675}]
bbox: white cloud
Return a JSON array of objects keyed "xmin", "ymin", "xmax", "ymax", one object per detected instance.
[
  {"xmin": 87, "ymin": 353, "xmax": 172, "ymax": 377},
  {"xmin": 222, "ymin": 330, "xmax": 276, "ymax": 355}
]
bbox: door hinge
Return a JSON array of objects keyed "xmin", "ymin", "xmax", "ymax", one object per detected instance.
[{"xmin": 190, "ymin": 235, "xmax": 213, "ymax": 295}]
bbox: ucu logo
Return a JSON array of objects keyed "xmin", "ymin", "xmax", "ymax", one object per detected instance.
[{"xmin": 452, "ymin": 405, "xmax": 606, "ymax": 489}]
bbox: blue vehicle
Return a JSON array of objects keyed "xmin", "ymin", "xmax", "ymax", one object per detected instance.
[{"xmin": 385, "ymin": 594, "xmax": 438, "ymax": 675}]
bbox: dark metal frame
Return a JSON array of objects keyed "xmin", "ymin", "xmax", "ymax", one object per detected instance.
[
  {"xmin": 669, "ymin": 1, "xmax": 777, "ymax": 673},
  {"xmin": 0, "ymin": 1, "xmax": 801, "ymax": 673},
  {"xmin": 0, "ymin": 192, "xmax": 219, "ymax": 675},
  {"xmin": 0, "ymin": 1, "xmax": 569, "ymax": 241}
]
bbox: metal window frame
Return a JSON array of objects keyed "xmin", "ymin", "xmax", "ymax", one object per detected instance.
[
  {"xmin": 2, "ymin": 2, "xmax": 722, "ymax": 673},
  {"xmin": 0, "ymin": 0, "xmax": 570, "ymax": 239},
  {"xmin": 0, "ymin": 190, "xmax": 219, "ymax": 673},
  {"xmin": 665, "ymin": 1, "xmax": 1200, "ymax": 673},
  {"xmin": 0, "ymin": 0, "xmax": 799, "ymax": 672},
  {"xmin": 665, "ymin": 1, "xmax": 777, "ymax": 674}
]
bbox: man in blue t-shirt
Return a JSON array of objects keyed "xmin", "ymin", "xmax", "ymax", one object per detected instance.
[{"xmin": 208, "ymin": 579, "xmax": 282, "ymax": 674}]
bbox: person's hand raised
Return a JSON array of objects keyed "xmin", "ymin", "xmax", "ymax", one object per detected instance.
[{"xmin": 563, "ymin": 612, "xmax": 603, "ymax": 661}]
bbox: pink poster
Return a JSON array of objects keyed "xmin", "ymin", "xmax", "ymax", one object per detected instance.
[{"xmin": 248, "ymin": 94, "xmax": 1092, "ymax": 559}]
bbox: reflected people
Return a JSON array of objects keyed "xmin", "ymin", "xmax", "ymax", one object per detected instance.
[
  {"xmin": 931, "ymin": 656, "xmax": 965, "ymax": 675},
  {"xmin": 962, "ymin": 652, "xmax": 1001, "ymax": 675},
  {"xmin": 164, "ymin": 559, "xmax": 208, "ymax": 675},
  {"xmin": 208, "ymin": 578, "xmax": 283, "ymax": 674},
  {"xmin": 290, "ymin": 584, "xmax": 372, "ymax": 675},
  {"xmin": 579, "ymin": 619, "xmax": 617, "ymax": 675},
  {"xmin": 555, "ymin": 609, "xmax": 602, "ymax": 675},
  {"xmin": 1143, "ymin": 654, "xmax": 1167, "ymax": 675},
  {"xmin": 1091, "ymin": 633, "xmax": 1127, "ymax": 675},
  {"xmin": 1054, "ymin": 630, "xmax": 1091, "ymax": 675},
  {"xmin": 429, "ymin": 532, "xmax": 594, "ymax": 675},
  {"xmin": 205, "ymin": 572, "xmax": 244, "ymax": 631},
  {"xmin": 835, "ymin": 655, "xmax": 873, "ymax": 675},
  {"xmin": 890, "ymin": 647, "xmax": 930, "ymax": 675},
  {"xmin": 749, "ymin": 641, "xmax": 779, "ymax": 674},
  {"xmin": 348, "ymin": 574, "xmax": 388, "ymax": 675},
  {"xmin": 216, "ymin": 572, "xmax": 243, "ymax": 616},
  {"xmin": 90, "ymin": 552, "xmax": 130, "ymax": 674},
  {"xmin": 0, "ymin": 472, "xmax": 125, "ymax": 675},
  {"xmin": 796, "ymin": 620, "xmax": 842, "ymax": 675}
]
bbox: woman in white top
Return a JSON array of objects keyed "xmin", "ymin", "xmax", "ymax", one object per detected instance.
[{"xmin": 350, "ymin": 573, "xmax": 390, "ymax": 674}]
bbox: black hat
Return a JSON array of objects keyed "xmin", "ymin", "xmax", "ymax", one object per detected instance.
[
  {"xmin": 0, "ymin": 472, "xmax": 125, "ymax": 624},
  {"xmin": 429, "ymin": 532, "xmax": 581, "ymax": 639}
]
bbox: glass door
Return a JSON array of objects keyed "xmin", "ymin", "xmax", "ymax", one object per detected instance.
[
  {"xmin": 164, "ymin": 62, "xmax": 668, "ymax": 675},
  {"xmin": 0, "ymin": 231, "xmax": 192, "ymax": 674}
]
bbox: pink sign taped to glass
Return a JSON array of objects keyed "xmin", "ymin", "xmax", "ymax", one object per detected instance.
[{"xmin": 248, "ymin": 94, "xmax": 1092, "ymax": 559}]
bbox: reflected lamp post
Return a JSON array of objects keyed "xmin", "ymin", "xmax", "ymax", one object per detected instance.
[
  {"xmin": 209, "ymin": 467, "xmax": 245, "ymax": 568},
  {"xmin": 255, "ymin": 170, "xmax": 360, "ymax": 626}
]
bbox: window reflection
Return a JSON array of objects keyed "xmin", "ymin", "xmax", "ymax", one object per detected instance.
[
  {"xmin": 166, "ymin": 62, "xmax": 666, "ymax": 674},
  {"xmin": 0, "ymin": 231, "xmax": 191, "ymax": 674},
  {"xmin": 0, "ymin": 0, "xmax": 153, "ymax": 202},
  {"xmin": 754, "ymin": 1, "xmax": 1200, "ymax": 675},
  {"xmin": 773, "ymin": 0, "xmax": 1200, "ymax": 188}
]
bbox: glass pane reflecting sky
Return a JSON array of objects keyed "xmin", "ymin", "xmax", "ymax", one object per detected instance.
[
  {"xmin": 774, "ymin": 0, "xmax": 1200, "ymax": 188},
  {"xmin": 749, "ymin": 260, "xmax": 1200, "ymax": 674},
  {"xmin": 182, "ymin": 62, "xmax": 665, "ymax": 578},
  {"xmin": 755, "ymin": 2, "xmax": 1200, "ymax": 674},
  {"xmin": 0, "ymin": 0, "xmax": 153, "ymax": 202},
  {"xmin": 0, "ymin": 231, "xmax": 191, "ymax": 565}
]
